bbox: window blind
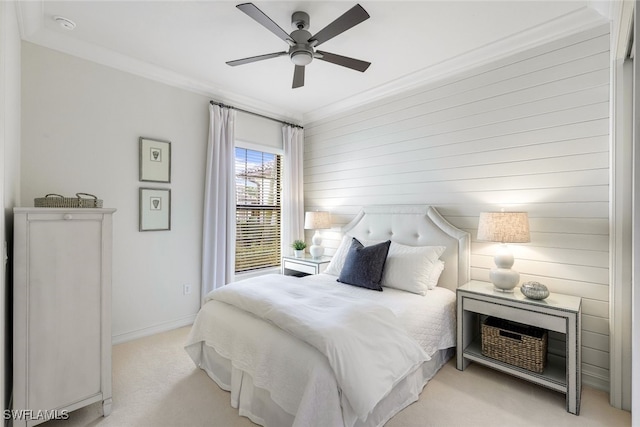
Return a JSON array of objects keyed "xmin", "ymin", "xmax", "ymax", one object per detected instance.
[{"xmin": 235, "ymin": 148, "xmax": 282, "ymax": 272}]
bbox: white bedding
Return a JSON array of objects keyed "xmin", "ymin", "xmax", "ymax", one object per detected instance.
[
  {"xmin": 206, "ymin": 274, "xmax": 430, "ymax": 420},
  {"xmin": 185, "ymin": 273, "xmax": 456, "ymax": 427},
  {"xmin": 303, "ymin": 274, "xmax": 457, "ymax": 354}
]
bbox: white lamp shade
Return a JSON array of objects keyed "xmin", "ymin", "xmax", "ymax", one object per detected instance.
[
  {"xmin": 477, "ymin": 212, "xmax": 530, "ymax": 243},
  {"xmin": 304, "ymin": 211, "xmax": 331, "ymax": 230}
]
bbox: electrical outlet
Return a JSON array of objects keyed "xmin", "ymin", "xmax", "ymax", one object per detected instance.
[{"xmin": 183, "ymin": 284, "xmax": 192, "ymax": 295}]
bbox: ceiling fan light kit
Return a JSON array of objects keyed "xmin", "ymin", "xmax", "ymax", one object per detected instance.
[
  {"xmin": 227, "ymin": 3, "xmax": 371, "ymax": 88},
  {"xmin": 291, "ymin": 51, "xmax": 313, "ymax": 66}
]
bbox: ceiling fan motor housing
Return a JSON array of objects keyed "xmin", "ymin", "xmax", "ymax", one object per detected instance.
[{"xmin": 289, "ymin": 28, "xmax": 314, "ymax": 66}]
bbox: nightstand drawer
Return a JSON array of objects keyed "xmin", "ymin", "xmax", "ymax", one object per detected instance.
[
  {"xmin": 283, "ymin": 260, "xmax": 316, "ymax": 275},
  {"xmin": 463, "ymin": 297, "xmax": 566, "ymax": 333}
]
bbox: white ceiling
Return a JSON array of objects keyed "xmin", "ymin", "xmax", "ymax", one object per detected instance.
[{"xmin": 16, "ymin": 1, "xmax": 609, "ymax": 123}]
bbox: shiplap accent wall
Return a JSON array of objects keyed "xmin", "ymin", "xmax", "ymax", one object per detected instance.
[{"xmin": 304, "ymin": 25, "xmax": 610, "ymax": 391}]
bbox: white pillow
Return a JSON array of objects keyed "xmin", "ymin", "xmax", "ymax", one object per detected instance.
[
  {"xmin": 324, "ymin": 235, "xmax": 382, "ymax": 276},
  {"xmin": 381, "ymin": 243, "xmax": 445, "ymax": 295},
  {"xmin": 426, "ymin": 259, "xmax": 445, "ymax": 290}
]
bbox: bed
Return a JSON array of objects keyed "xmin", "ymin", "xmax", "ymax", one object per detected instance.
[{"xmin": 185, "ymin": 205, "xmax": 470, "ymax": 427}]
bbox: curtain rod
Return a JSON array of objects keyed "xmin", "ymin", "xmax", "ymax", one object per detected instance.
[{"xmin": 210, "ymin": 100, "xmax": 303, "ymax": 129}]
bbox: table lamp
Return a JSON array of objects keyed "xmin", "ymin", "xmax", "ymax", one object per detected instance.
[
  {"xmin": 477, "ymin": 211, "xmax": 530, "ymax": 292},
  {"xmin": 304, "ymin": 211, "xmax": 331, "ymax": 258}
]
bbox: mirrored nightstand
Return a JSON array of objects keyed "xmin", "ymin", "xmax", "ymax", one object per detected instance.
[
  {"xmin": 456, "ymin": 280, "xmax": 582, "ymax": 414},
  {"xmin": 282, "ymin": 255, "xmax": 331, "ymax": 277}
]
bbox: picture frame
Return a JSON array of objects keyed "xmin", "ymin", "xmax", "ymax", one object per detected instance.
[
  {"xmin": 139, "ymin": 188, "xmax": 171, "ymax": 231},
  {"xmin": 139, "ymin": 137, "xmax": 171, "ymax": 183}
]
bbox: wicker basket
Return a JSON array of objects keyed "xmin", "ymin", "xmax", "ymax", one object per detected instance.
[
  {"xmin": 34, "ymin": 193, "xmax": 103, "ymax": 208},
  {"xmin": 481, "ymin": 317, "xmax": 548, "ymax": 373}
]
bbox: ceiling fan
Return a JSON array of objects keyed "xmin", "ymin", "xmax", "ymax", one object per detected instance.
[{"xmin": 226, "ymin": 3, "xmax": 371, "ymax": 89}]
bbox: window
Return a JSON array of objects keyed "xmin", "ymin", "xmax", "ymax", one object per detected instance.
[{"xmin": 235, "ymin": 147, "xmax": 282, "ymax": 273}]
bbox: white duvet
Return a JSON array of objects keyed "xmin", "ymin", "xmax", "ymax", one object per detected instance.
[
  {"xmin": 207, "ymin": 274, "xmax": 429, "ymax": 420},
  {"xmin": 186, "ymin": 273, "xmax": 456, "ymax": 426}
]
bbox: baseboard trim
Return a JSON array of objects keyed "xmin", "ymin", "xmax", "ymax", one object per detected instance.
[
  {"xmin": 583, "ymin": 371, "xmax": 610, "ymax": 393},
  {"xmin": 112, "ymin": 314, "xmax": 196, "ymax": 345}
]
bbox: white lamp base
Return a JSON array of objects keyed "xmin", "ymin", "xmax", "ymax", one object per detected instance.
[
  {"xmin": 309, "ymin": 230, "xmax": 324, "ymax": 258},
  {"xmin": 490, "ymin": 244, "xmax": 519, "ymax": 292},
  {"xmin": 309, "ymin": 245, "xmax": 323, "ymax": 258},
  {"xmin": 490, "ymin": 268, "xmax": 520, "ymax": 292}
]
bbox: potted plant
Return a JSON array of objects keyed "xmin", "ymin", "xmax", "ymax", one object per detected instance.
[{"xmin": 291, "ymin": 240, "xmax": 307, "ymax": 258}]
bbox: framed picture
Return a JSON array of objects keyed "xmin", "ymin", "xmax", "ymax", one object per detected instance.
[
  {"xmin": 139, "ymin": 188, "xmax": 171, "ymax": 231},
  {"xmin": 139, "ymin": 137, "xmax": 171, "ymax": 183}
]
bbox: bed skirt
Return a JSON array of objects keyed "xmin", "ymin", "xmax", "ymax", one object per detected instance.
[{"xmin": 187, "ymin": 340, "xmax": 454, "ymax": 427}]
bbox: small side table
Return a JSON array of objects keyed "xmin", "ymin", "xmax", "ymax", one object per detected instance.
[
  {"xmin": 282, "ymin": 255, "xmax": 331, "ymax": 277},
  {"xmin": 457, "ymin": 280, "xmax": 582, "ymax": 414}
]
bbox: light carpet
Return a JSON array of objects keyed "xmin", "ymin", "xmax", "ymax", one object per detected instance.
[{"xmin": 41, "ymin": 326, "xmax": 630, "ymax": 427}]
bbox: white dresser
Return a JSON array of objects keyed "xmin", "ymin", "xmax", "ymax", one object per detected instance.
[{"xmin": 13, "ymin": 208, "xmax": 116, "ymax": 426}]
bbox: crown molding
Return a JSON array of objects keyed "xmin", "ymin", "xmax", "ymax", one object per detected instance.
[
  {"xmin": 14, "ymin": 0, "xmax": 42, "ymax": 39},
  {"xmin": 303, "ymin": 5, "xmax": 609, "ymax": 124},
  {"xmin": 17, "ymin": 2, "xmax": 607, "ymax": 127},
  {"xmin": 16, "ymin": 2, "xmax": 303, "ymax": 124}
]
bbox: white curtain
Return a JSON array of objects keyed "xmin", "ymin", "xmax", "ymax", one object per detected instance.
[
  {"xmin": 282, "ymin": 125, "xmax": 305, "ymax": 256},
  {"xmin": 202, "ymin": 104, "xmax": 236, "ymax": 299}
]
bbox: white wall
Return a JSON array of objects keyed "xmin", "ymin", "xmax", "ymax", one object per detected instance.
[
  {"xmin": 0, "ymin": 0, "xmax": 22, "ymax": 411},
  {"xmin": 304, "ymin": 25, "xmax": 611, "ymax": 391},
  {"xmin": 21, "ymin": 42, "xmax": 208, "ymax": 343}
]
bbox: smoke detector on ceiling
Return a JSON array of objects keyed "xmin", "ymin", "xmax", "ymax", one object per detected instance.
[{"xmin": 53, "ymin": 16, "xmax": 76, "ymax": 31}]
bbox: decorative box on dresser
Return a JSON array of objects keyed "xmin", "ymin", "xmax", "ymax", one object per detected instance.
[
  {"xmin": 13, "ymin": 208, "xmax": 116, "ymax": 426},
  {"xmin": 456, "ymin": 280, "xmax": 582, "ymax": 415}
]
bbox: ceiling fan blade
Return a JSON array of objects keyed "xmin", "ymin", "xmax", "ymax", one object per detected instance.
[
  {"xmin": 226, "ymin": 51, "xmax": 287, "ymax": 66},
  {"xmin": 309, "ymin": 4, "xmax": 370, "ymax": 47},
  {"xmin": 236, "ymin": 3, "xmax": 294, "ymax": 45},
  {"xmin": 315, "ymin": 50, "xmax": 371, "ymax": 72},
  {"xmin": 292, "ymin": 65, "xmax": 305, "ymax": 88}
]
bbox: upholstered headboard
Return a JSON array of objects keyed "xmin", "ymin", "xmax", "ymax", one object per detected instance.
[{"xmin": 341, "ymin": 205, "xmax": 470, "ymax": 292}]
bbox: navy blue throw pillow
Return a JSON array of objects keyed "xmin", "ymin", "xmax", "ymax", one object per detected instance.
[{"xmin": 337, "ymin": 238, "xmax": 391, "ymax": 291}]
